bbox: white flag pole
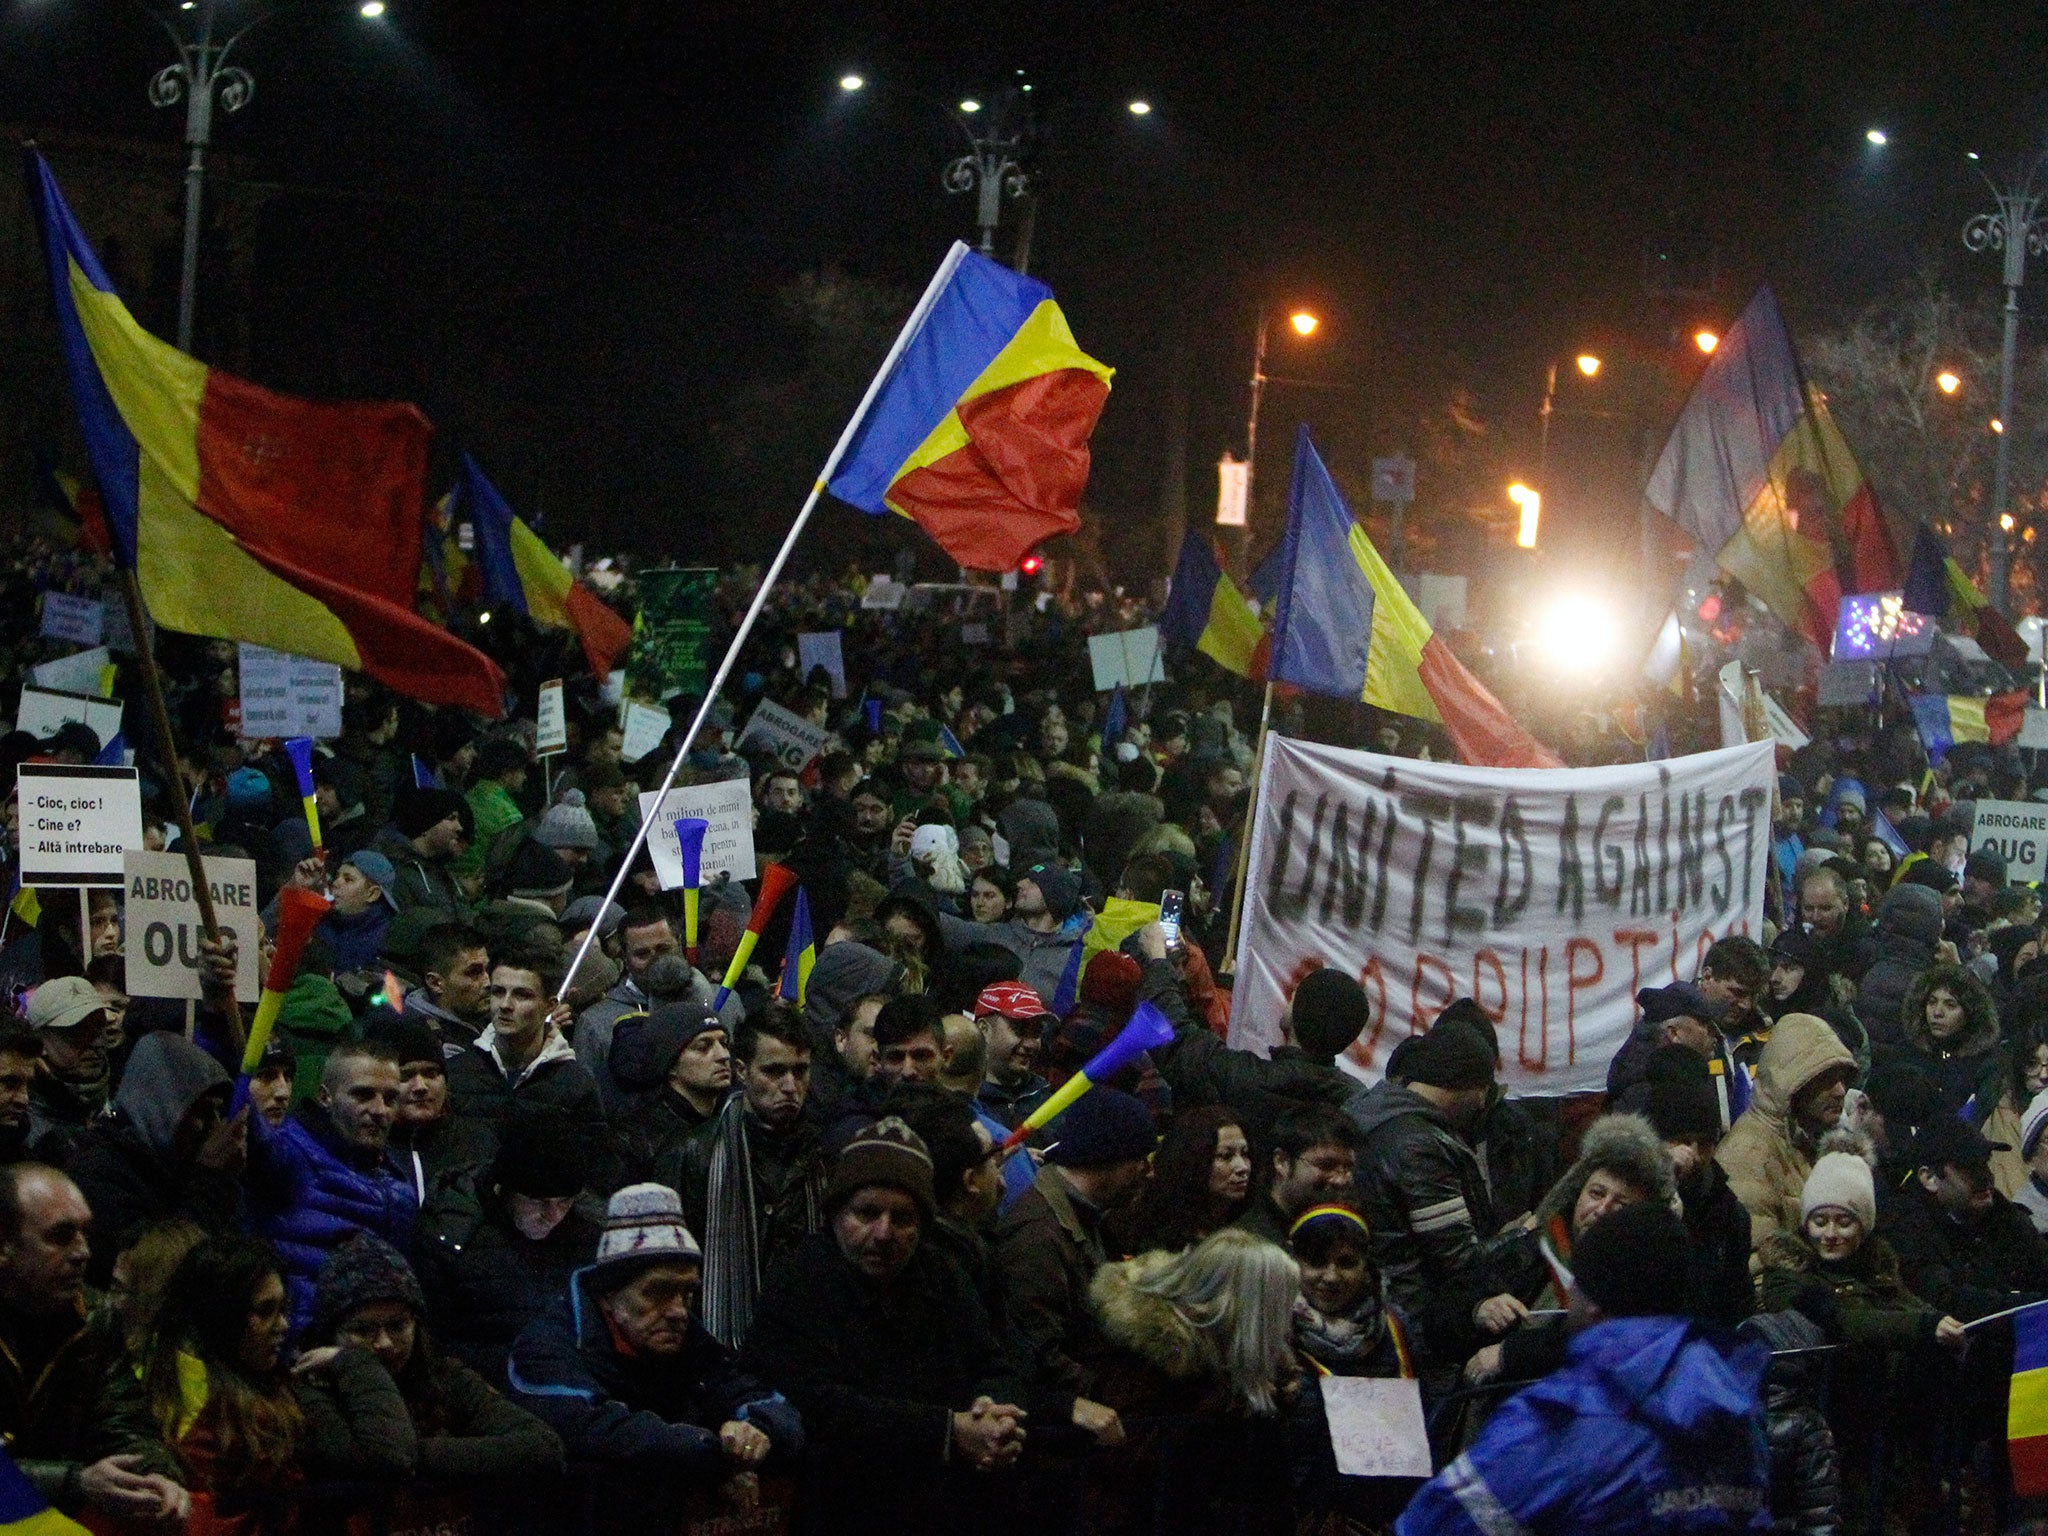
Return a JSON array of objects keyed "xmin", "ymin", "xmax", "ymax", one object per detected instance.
[{"xmin": 560, "ymin": 242, "xmax": 973, "ymax": 997}]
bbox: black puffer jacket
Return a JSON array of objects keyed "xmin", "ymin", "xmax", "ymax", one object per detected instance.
[
  {"xmin": 1855, "ymin": 885, "xmax": 1945, "ymax": 1047},
  {"xmin": 1740, "ymin": 1308, "xmax": 1841, "ymax": 1536}
]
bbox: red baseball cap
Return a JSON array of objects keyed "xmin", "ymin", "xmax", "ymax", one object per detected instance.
[{"xmin": 974, "ymin": 981, "xmax": 1052, "ymax": 1021}]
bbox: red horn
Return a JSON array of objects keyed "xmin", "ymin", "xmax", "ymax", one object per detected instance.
[
  {"xmin": 745, "ymin": 862, "xmax": 801, "ymax": 935},
  {"xmin": 266, "ymin": 887, "xmax": 332, "ymax": 993}
]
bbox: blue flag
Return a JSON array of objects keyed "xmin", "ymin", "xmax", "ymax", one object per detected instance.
[
  {"xmin": 778, "ymin": 888, "xmax": 815, "ymax": 1006},
  {"xmin": 1268, "ymin": 429, "xmax": 1374, "ymax": 700}
]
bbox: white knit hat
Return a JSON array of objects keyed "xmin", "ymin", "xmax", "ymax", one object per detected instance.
[
  {"xmin": 1800, "ymin": 1151, "xmax": 1876, "ymax": 1232},
  {"xmin": 2021, "ymin": 1088, "xmax": 2048, "ymax": 1161},
  {"xmin": 593, "ymin": 1182, "xmax": 702, "ymax": 1281}
]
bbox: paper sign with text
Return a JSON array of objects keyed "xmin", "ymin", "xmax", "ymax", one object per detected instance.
[
  {"xmin": 122, "ymin": 851, "xmax": 260, "ymax": 1003},
  {"xmin": 535, "ymin": 680, "xmax": 567, "ymax": 756},
  {"xmin": 39, "ymin": 592, "xmax": 104, "ymax": 646},
  {"xmin": 640, "ymin": 779, "xmax": 756, "ymax": 886},
  {"xmin": 1087, "ymin": 626, "xmax": 1166, "ymax": 692},
  {"xmin": 1318, "ymin": 1377, "xmax": 1432, "ymax": 1479},
  {"xmin": 31, "ymin": 648, "xmax": 113, "ymax": 698},
  {"xmin": 1233, "ymin": 736, "xmax": 1775, "ymax": 1097},
  {"xmin": 238, "ymin": 644, "xmax": 343, "ymax": 739},
  {"xmin": 741, "ymin": 700, "xmax": 831, "ymax": 773},
  {"xmin": 17, "ymin": 764, "xmax": 143, "ymax": 886},
  {"xmin": 796, "ymin": 631, "xmax": 846, "ymax": 698},
  {"xmin": 1971, "ymin": 798, "xmax": 2048, "ymax": 885},
  {"xmin": 15, "ymin": 688, "xmax": 124, "ymax": 753},
  {"xmin": 620, "ymin": 701, "xmax": 672, "ymax": 764}
]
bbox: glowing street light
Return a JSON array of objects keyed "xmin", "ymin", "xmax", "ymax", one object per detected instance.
[
  {"xmin": 1508, "ymin": 483, "xmax": 1541, "ymax": 549},
  {"xmin": 1289, "ymin": 310, "xmax": 1319, "ymax": 337},
  {"xmin": 958, "ymin": 98, "xmax": 981, "ymax": 113},
  {"xmin": 358, "ymin": 1, "xmax": 384, "ymax": 16},
  {"xmin": 1866, "ymin": 128, "xmax": 1888, "ymax": 147},
  {"xmin": 1575, "ymin": 353, "xmax": 1601, "ymax": 378},
  {"xmin": 2002, "ymin": 513, "xmax": 2018, "ymax": 532},
  {"xmin": 1536, "ymin": 592, "xmax": 1619, "ymax": 672},
  {"xmin": 838, "ymin": 74, "xmax": 864, "ymax": 92},
  {"xmin": 1694, "ymin": 330, "xmax": 1719, "ymax": 354},
  {"xmin": 1127, "ymin": 99, "xmax": 1151, "ymax": 116},
  {"xmin": 1937, "ymin": 370, "xmax": 1962, "ymax": 395}
]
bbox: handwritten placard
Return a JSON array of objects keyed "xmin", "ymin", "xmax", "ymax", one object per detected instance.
[{"xmin": 1319, "ymin": 1376, "xmax": 1432, "ymax": 1479}]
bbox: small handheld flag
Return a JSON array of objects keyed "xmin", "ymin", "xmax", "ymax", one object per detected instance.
[
  {"xmin": 778, "ymin": 887, "xmax": 816, "ymax": 1006},
  {"xmin": 673, "ymin": 817, "xmax": 708, "ymax": 964},
  {"xmin": 712, "ymin": 863, "xmax": 800, "ymax": 1011},
  {"xmin": 2008, "ymin": 1299, "xmax": 2048, "ymax": 1494},
  {"xmin": 241, "ymin": 886, "xmax": 330, "ymax": 1077},
  {"xmin": 998, "ymin": 1001, "xmax": 1173, "ymax": 1152},
  {"xmin": 0, "ymin": 1440, "xmax": 87, "ymax": 1532},
  {"xmin": 283, "ymin": 736, "xmax": 321, "ymax": 857}
]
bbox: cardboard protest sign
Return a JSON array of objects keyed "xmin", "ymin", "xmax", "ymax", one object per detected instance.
[
  {"xmin": 17, "ymin": 764, "xmax": 143, "ymax": 886},
  {"xmin": 238, "ymin": 644, "xmax": 343, "ymax": 739},
  {"xmin": 1087, "ymin": 626, "xmax": 1166, "ymax": 691},
  {"xmin": 1971, "ymin": 799, "xmax": 2048, "ymax": 884},
  {"xmin": 620, "ymin": 701, "xmax": 672, "ymax": 764},
  {"xmin": 1318, "ymin": 1377, "xmax": 1432, "ymax": 1479},
  {"xmin": 536, "ymin": 680, "xmax": 567, "ymax": 756},
  {"xmin": 1232, "ymin": 736, "xmax": 1775, "ymax": 1096},
  {"xmin": 640, "ymin": 779, "xmax": 755, "ymax": 886},
  {"xmin": 39, "ymin": 592, "xmax": 104, "ymax": 646},
  {"xmin": 797, "ymin": 631, "xmax": 846, "ymax": 697},
  {"xmin": 740, "ymin": 700, "xmax": 830, "ymax": 773},
  {"xmin": 30, "ymin": 648, "xmax": 113, "ymax": 698},
  {"xmin": 15, "ymin": 688, "xmax": 124, "ymax": 755},
  {"xmin": 122, "ymin": 851, "xmax": 260, "ymax": 1003}
]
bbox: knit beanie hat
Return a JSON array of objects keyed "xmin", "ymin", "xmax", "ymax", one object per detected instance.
[
  {"xmin": 534, "ymin": 790, "xmax": 600, "ymax": 851},
  {"xmin": 1289, "ymin": 968, "xmax": 1370, "ymax": 1058},
  {"xmin": 312, "ymin": 1233, "xmax": 426, "ymax": 1341},
  {"xmin": 1022, "ymin": 860, "xmax": 1082, "ymax": 922},
  {"xmin": 226, "ymin": 767, "xmax": 271, "ymax": 814},
  {"xmin": 1966, "ymin": 847, "xmax": 2009, "ymax": 888},
  {"xmin": 1834, "ymin": 781, "xmax": 1867, "ymax": 813},
  {"xmin": 1778, "ymin": 774, "xmax": 1804, "ymax": 804},
  {"xmin": 593, "ymin": 1183, "xmax": 703, "ymax": 1289},
  {"xmin": 1044, "ymin": 1087, "xmax": 1156, "ymax": 1169},
  {"xmin": 361, "ymin": 1011, "xmax": 443, "ymax": 1071},
  {"xmin": 2023, "ymin": 1088, "xmax": 2048, "ymax": 1162},
  {"xmin": 490, "ymin": 1105, "xmax": 589, "ymax": 1198},
  {"xmin": 395, "ymin": 785, "xmax": 469, "ymax": 841},
  {"xmin": 611, "ymin": 1002, "xmax": 726, "ymax": 1091},
  {"xmin": 1572, "ymin": 1201, "xmax": 1689, "ymax": 1317},
  {"xmin": 1642, "ymin": 1044, "xmax": 1720, "ymax": 1142},
  {"xmin": 1400, "ymin": 1017, "xmax": 1496, "ymax": 1091},
  {"xmin": 1079, "ymin": 951, "xmax": 1142, "ymax": 1018},
  {"xmin": 1800, "ymin": 1151, "xmax": 1877, "ymax": 1231},
  {"xmin": 825, "ymin": 1116, "xmax": 936, "ymax": 1217},
  {"xmin": 561, "ymin": 896, "xmax": 626, "ymax": 940},
  {"xmin": 506, "ymin": 839, "xmax": 574, "ymax": 900}
]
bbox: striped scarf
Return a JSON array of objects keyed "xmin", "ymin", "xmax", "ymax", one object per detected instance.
[{"xmin": 700, "ymin": 1098, "xmax": 822, "ymax": 1348}]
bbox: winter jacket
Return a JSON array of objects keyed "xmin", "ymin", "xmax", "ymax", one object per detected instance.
[
  {"xmin": 1142, "ymin": 964, "xmax": 1352, "ymax": 1138},
  {"xmin": 292, "ymin": 1343, "xmax": 418, "ymax": 1482},
  {"xmin": 1683, "ymin": 1161, "xmax": 1756, "ymax": 1327},
  {"xmin": 369, "ymin": 828, "xmax": 466, "ymax": 917},
  {"xmin": 1609, "ymin": 1023, "xmax": 1751, "ymax": 1129},
  {"xmin": 663, "ymin": 1109, "xmax": 828, "ymax": 1304},
  {"xmin": 1395, "ymin": 1315, "xmax": 1771, "ymax": 1536},
  {"xmin": 25, "ymin": 1073, "xmax": 101, "ymax": 1170},
  {"xmin": 1879, "ymin": 1179, "xmax": 2048, "ymax": 1322},
  {"xmin": 1984, "ymin": 1089, "xmax": 2031, "ymax": 1199},
  {"xmin": 1715, "ymin": 1015, "xmax": 1856, "ymax": 1251},
  {"xmin": 66, "ymin": 1034, "xmax": 240, "ymax": 1288},
  {"xmin": 1348, "ymin": 1078, "xmax": 1533, "ymax": 1361},
  {"xmin": 458, "ymin": 778, "xmax": 524, "ymax": 880},
  {"xmin": 272, "ymin": 972, "xmax": 357, "ymax": 1102},
  {"xmin": 997, "ymin": 1164, "xmax": 1116, "ymax": 1412},
  {"xmin": 938, "ymin": 909, "xmax": 1083, "ymax": 1014},
  {"xmin": 743, "ymin": 1231, "xmax": 1024, "ymax": 1536},
  {"xmin": 0, "ymin": 1299, "xmax": 181, "ymax": 1515},
  {"xmin": 614, "ymin": 1084, "xmax": 717, "ymax": 1185},
  {"xmin": 1756, "ymin": 1231, "xmax": 1943, "ymax": 1351},
  {"xmin": 246, "ymin": 1102, "xmax": 419, "ymax": 1334},
  {"xmin": 1879, "ymin": 964, "xmax": 2005, "ymax": 1118},
  {"xmin": 1854, "ymin": 885, "xmax": 1945, "ymax": 1047},
  {"xmin": 577, "ymin": 967, "xmax": 740, "ymax": 1116},
  {"xmin": 446, "ymin": 1026, "xmax": 619, "ymax": 1193},
  {"xmin": 314, "ymin": 904, "xmax": 392, "ymax": 977},
  {"xmin": 1082, "ymin": 1252, "xmax": 1295, "ymax": 1536},
  {"xmin": 1739, "ymin": 1309, "xmax": 1841, "ymax": 1536},
  {"xmin": 507, "ymin": 1268, "xmax": 796, "ymax": 1530},
  {"xmin": 415, "ymin": 1172, "xmax": 599, "ymax": 1382}
]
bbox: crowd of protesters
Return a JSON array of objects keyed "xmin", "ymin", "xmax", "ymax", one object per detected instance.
[{"xmin": 1, "ymin": 532, "xmax": 2047, "ymax": 1532}]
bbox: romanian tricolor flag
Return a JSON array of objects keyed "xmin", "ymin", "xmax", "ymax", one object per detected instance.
[
  {"xmin": 1269, "ymin": 429, "xmax": 1561, "ymax": 769},
  {"xmin": 1908, "ymin": 690, "xmax": 2028, "ymax": 764},
  {"xmin": 1161, "ymin": 530, "xmax": 1266, "ymax": 678},
  {"xmin": 458, "ymin": 454, "xmax": 632, "ymax": 678},
  {"xmin": 777, "ymin": 887, "xmax": 815, "ymax": 1007},
  {"xmin": 1902, "ymin": 524, "xmax": 2030, "ymax": 671},
  {"xmin": 0, "ymin": 1441, "xmax": 87, "ymax": 1533},
  {"xmin": 826, "ymin": 243, "xmax": 1113, "ymax": 572},
  {"xmin": 27, "ymin": 151, "xmax": 505, "ymax": 715},
  {"xmin": 1646, "ymin": 285, "xmax": 1901, "ymax": 650},
  {"xmin": 2009, "ymin": 1301, "xmax": 2048, "ymax": 1494}
]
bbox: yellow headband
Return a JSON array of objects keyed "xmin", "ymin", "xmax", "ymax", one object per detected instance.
[{"xmin": 1289, "ymin": 1204, "xmax": 1371, "ymax": 1241}]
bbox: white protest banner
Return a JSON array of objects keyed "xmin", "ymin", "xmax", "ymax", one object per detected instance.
[
  {"xmin": 1232, "ymin": 736, "xmax": 1775, "ymax": 1097},
  {"xmin": 17, "ymin": 763, "xmax": 143, "ymax": 887},
  {"xmin": 2021, "ymin": 709, "xmax": 2048, "ymax": 751},
  {"xmin": 1087, "ymin": 625, "xmax": 1166, "ymax": 692},
  {"xmin": 39, "ymin": 592, "xmax": 104, "ymax": 646},
  {"xmin": 122, "ymin": 850, "xmax": 260, "ymax": 1003},
  {"xmin": 1970, "ymin": 799, "xmax": 2048, "ymax": 884},
  {"xmin": 535, "ymin": 680, "xmax": 567, "ymax": 756},
  {"xmin": 620, "ymin": 701, "xmax": 671, "ymax": 764},
  {"xmin": 740, "ymin": 699, "xmax": 831, "ymax": 773},
  {"xmin": 797, "ymin": 631, "xmax": 847, "ymax": 698},
  {"xmin": 639, "ymin": 779, "xmax": 755, "ymax": 886},
  {"xmin": 237, "ymin": 644, "xmax": 343, "ymax": 739},
  {"xmin": 15, "ymin": 687, "xmax": 124, "ymax": 752},
  {"xmin": 1318, "ymin": 1377, "xmax": 1433, "ymax": 1480},
  {"xmin": 861, "ymin": 577, "xmax": 907, "ymax": 611},
  {"xmin": 31, "ymin": 647, "xmax": 113, "ymax": 698}
]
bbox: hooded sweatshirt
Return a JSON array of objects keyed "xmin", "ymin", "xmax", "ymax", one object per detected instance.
[
  {"xmin": 1855, "ymin": 884, "xmax": 1945, "ymax": 1047},
  {"xmin": 1714, "ymin": 1014, "xmax": 1856, "ymax": 1251}
]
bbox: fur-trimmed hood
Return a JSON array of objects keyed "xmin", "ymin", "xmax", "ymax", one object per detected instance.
[
  {"xmin": 1535, "ymin": 1113, "xmax": 1680, "ymax": 1232},
  {"xmin": 1902, "ymin": 963, "xmax": 2000, "ymax": 1060},
  {"xmin": 1089, "ymin": 1252, "xmax": 1221, "ymax": 1383}
]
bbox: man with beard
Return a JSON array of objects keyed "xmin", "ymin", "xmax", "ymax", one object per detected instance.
[
  {"xmin": 403, "ymin": 922, "xmax": 495, "ymax": 1054},
  {"xmin": 23, "ymin": 978, "xmax": 118, "ymax": 1167},
  {"xmin": 614, "ymin": 1007, "xmax": 733, "ymax": 1185},
  {"xmin": 1715, "ymin": 1014, "xmax": 1857, "ymax": 1249}
]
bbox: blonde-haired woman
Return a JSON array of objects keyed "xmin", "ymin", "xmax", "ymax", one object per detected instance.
[{"xmin": 1083, "ymin": 1228, "xmax": 1302, "ymax": 1534}]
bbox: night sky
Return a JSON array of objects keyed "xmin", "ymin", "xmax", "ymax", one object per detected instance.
[{"xmin": 9, "ymin": 0, "xmax": 2048, "ymax": 591}]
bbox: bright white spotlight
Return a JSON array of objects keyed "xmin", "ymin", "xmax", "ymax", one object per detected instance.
[
  {"xmin": 839, "ymin": 74, "xmax": 864, "ymax": 92},
  {"xmin": 359, "ymin": 1, "xmax": 385, "ymax": 16},
  {"xmin": 1536, "ymin": 593, "xmax": 1619, "ymax": 675},
  {"xmin": 1128, "ymin": 100, "xmax": 1152, "ymax": 116},
  {"xmin": 959, "ymin": 99, "xmax": 981, "ymax": 114},
  {"xmin": 1866, "ymin": 128, "xmax": 1887, "ymax": 146}
]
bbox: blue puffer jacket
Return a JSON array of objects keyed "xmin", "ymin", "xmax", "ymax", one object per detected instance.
[
  {"xmin": 1397, "ymin": 1315, "xmax": 1771, "ymax": 1536},
  {"xmin": 246, "ymin": 1103, "xmax": 417, "ymax": 1334}
]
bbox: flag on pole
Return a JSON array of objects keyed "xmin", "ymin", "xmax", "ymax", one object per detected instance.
[
  {"xmin": 1269, "ymin": 429, "xmax": 1562, "ymax": 769},
  {"xmin": 0, "ymin": 1441, "xmax": 87, "ymax": 1533},
  {"xmin": 2008, "ymin": 1300, "xmax": 2048, "ymax": 1494},
  {"xmin": 778, "ymin": 888, "xmax": 815, "ymax": 1006},
  {"xmin": 26, "ymin": 150, "xmax": 506, "ymax": 716},
  {"xmin": 826, "ymin": 243, "xmax": 1114, "ymax": 571},
  {"xmin": 1902, "ymin": 524, "xmax": 2030, "ymax": 671},
  {"xmin": 1160, "ymin": 530, "xmax": 1266, "ymax": 678},
  {"xmin": 1100, "ymin": 684, "xmax": 1127, "ymax": 754},
  {"xmin": 1645, "ymin": 285, "xmax": 1901, "ymax": 650},
  {"xmin": 457, "ymin": 454, "xmax": 633, "ymax": 678},
  {"xmin": 1908, "ymin": 691, "xmax": 2028, "ymax": 763}
]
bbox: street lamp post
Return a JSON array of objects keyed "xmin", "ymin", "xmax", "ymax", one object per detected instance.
[
  {"xmin": 1963, "ymin": 154, "xmax": 2048, "ymax": 613},
  {"xmin": 1533, "ymin": 353, "xmax": 1601, "ymax": 542},
  {"xmin": 941, "ymin": 93, "xmax": 1030, "ymax": 262},
  {"xmin": 1239, "ymin": 307, "xmax": 1319, "ymax": 565}
]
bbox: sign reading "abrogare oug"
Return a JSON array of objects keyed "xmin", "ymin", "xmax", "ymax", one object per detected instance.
[{"xmin": 1970, "ymin": 799, "xmax": 2048, "ymax": 885}]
